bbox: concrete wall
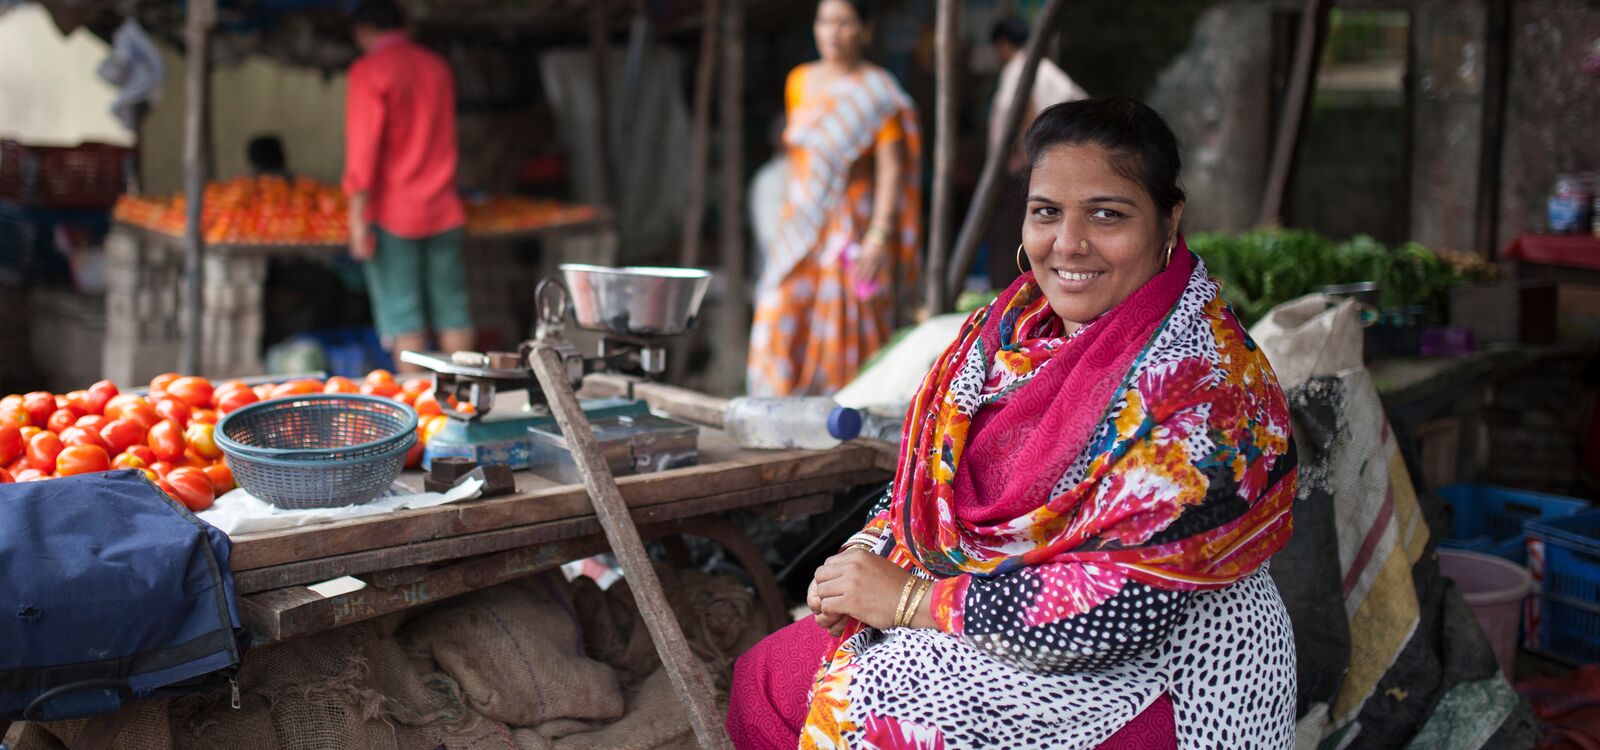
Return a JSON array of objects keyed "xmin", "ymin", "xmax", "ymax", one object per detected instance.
[
  {"xmin": 139, "ymin": 45, "xmax": 348, "ymax": 194},
  {"xmin": 0, "ymin": 4, "xmax": 133, "ymax": 147},
  {"xmin": 1409, "ymin": 0, "xmax": 1486, "ymax": 252},
  {"xmin": 1498, "ymin": 0, "xmax": 1600, "ymax": 248},
  {"xmin": 1147, "ymin": 1, "xmax": 1276, "ymax": 235}
]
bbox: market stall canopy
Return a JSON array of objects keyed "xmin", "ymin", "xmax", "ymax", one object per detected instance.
[{"xmin": 34, "ymin": 0, "xmax": 802, "ymax": 69}]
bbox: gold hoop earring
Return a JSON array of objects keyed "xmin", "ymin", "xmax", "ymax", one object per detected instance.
[
  {"xmin": 1164, "ymin": 243, "xmax": 1175, "ymax": 269},
  {"xmin": 1015, "ymin": 243, "xmax": 1028, "ymax": 275}
]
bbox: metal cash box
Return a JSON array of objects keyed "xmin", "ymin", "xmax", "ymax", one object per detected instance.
[{"xmin": 527, "ymin": 413, "xmax": 699, "ymax": 484}]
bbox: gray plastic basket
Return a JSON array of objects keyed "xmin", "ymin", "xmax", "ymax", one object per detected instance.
[{"xmin": 216, "ymin": 394, "xmax": 418, "ymax": 509}]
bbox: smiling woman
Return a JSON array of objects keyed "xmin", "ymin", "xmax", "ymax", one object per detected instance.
[{"xmin": 728, "ymin": 98, "xmax": 1300, "ymax": 750}]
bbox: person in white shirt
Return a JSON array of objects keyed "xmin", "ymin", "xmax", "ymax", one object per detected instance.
[{"xmin": 986, "ymin": 16, "xmax": 1089, "ymax": 289}]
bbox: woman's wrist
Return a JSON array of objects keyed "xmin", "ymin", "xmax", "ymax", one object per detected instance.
[{"xmin": 864, "ymin": 224, "xmax": 892, "ymax": 246}]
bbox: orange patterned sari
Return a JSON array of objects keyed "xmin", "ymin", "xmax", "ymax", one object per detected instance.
[{"xmin": 746, "ymin": 63, "xmax": 922, "ymax": 396}]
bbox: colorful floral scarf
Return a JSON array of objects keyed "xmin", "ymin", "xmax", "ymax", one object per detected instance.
[{"xmin": 800, "ymin": 240, "xmax": 1298, "ymax": 748}]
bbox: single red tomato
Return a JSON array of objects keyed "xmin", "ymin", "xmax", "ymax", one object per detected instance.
[
  {"xmin": 0, "ymin": 395, "xmax": 20, "ymax": 411},
  {"xmin": 413, "ymin": 390, "xmax": 442, "ymax": 418},
  {"xmin": 404, "ymin": 439, "xmax": 424, "ymax": 469},
  {"xmin": 147, "ymin": 420, "xmax": 186, "ymax": 461},
  {"xmin": 323, "ymin": 376, "xmax": 359, "ymax": 394},
  {"xmin": 167, "ymin": 376, "xmax": 215, "ymax": 409},
  {"xmin": 103, "ymin": 394, "xmax": 149, "ymax": 421},
  {"xmin": 22, "ymin": 392, "xmax": 55, "ymax": 427},
  {"xmin": 165, "ymin": 467, "xmax": 216, "ymax": 512},
  {"xmin": 149, "ymin": 372, "xmax": 182, "ymax": 395},
  {"xmin": 216, "ymin": 380, "xmax": 248, "ymax": 395},
  {"xmin": 15, "ymin": 468, "xmax": 46, "ymax": 482},
  {"xmin": 99, "ymin": 418, "xmax": 146, "ymax": 454},
  {"xmin": 154, "ymin": 398, "xmax": 190, "ymax": 428},
  {"xmin": 25, "ymin": 431, "xmax": 64, "ymax": 473},
  {"xmin": 123, "ymin": 444, "xmax": 157, "ymax": 465},
  {"xmin": 215, "ymin": 387, "xmax": 260, "ymax": 415},
  {"xmin": 122, "ymin": 403, "xmax": 160, "ymax": 430},
  {"xmin": 360, "ymin": 381, "xmax": 402, "ymax": 398},
  {"xmin": 85, "ymin": 379, "xmax": 118, "ymax": 415},
  {"xmin": 191, "ymin": 408, "xmax": 218, "ymax": 425},
  {"xmin": 112, "ymin": 450, "xmax": 148, "ymax": 471},
  {"xmin": 252, "ymin": 384, "xmax": 274, "ymax": 401},
  {"xmin": 0, "ymin": 405, "xmax": 29, "ymax": 428},
  {"xmin": 401, "ymin": 377, "xmax": 430, "ymax": 397},
  {"xmin": 180, "ymin": 450, "xmax": 210, "ymax": 468},
  {"xmin": 74, "ymin": 414, "xmax": 108, "ymax": 432},
  {"xmin": 56, "ymin": 444, "xmax": 110, "ymax": 476},
  {"xmin": 0, "ymin": 466, "xmax": 10, "ymax": 482},
  {"xmin": 0, "ymin": 424, "xmax": 21, "ymax": 466},
  {"xmin": 421, "ymin": 414, "xmax": 449, "ymax": 444},
  {"xmin": 64, "ymin": 390, "xmax": 91, "ymax": 415},
  {"xmin": 46, "ymin": 408, "xmax": 77, "ymax": 434},
  {"xmin": 202, "ymin": 462, "xmax": 235, "ymax": 494},
  {"xmin": 18, "ymin": 426, "xmax": 40, "ymax": 442},
  {"xmin": 364, "ymin": 369, "xmax": 396, "ymax": 386},
  {"xmin": 155, "ymin": 478, "xmax": 179, "ymax": 499},
  {"xmin": 149, "ymin": 461, "xmax": 175, "ymax": 479},
  {"xmin": 269, "ymin": 379, "xmax": 322, "ymax": 400},
  {"xmin": 185, "ymin": 422, "xmax": 222, "ymax": 460},
  {"xmin": 58, "ymin": 426, "xmax": 110, "ymax": 452}
]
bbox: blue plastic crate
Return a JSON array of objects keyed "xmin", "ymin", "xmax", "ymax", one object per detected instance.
[
  {"xmin": 300, "ymin": 328, "xmax": 394, "ymax": 379},
  {"xmin": 1438, "ymin": 484, "xmax": 1587, "ymax": 563},
  {"xmin": 1530, "ymin": 593, "xmax": 1600, "ymax": 664},
  {"xmin": 1529, "ymin": 509, "xmax": 1600, "ymax": 602}
]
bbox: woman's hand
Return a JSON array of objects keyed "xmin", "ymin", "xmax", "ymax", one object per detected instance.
[
  {"xmin": 850, "ymin": 234, "xmax": 888, "ymax": 288},
  {"xmin": 811, "ymin": 549, "xmax": 916, "ymax": 631}
]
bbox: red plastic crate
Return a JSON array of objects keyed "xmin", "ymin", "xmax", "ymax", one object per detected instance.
[{"xmin": 0, "ymin": 140, "xmax": 129, "ymax": 209}]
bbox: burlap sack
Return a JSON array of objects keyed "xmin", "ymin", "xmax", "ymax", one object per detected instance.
[
  {"xmin": 171, "ymin": 692, "xmax": 275, "ymax": 750},
  {"xmin": 1249, "ymin": 294, "xmax": 1364, "ymax": 391},
  {"xmin": 403, "ymin": 583, "xmax": 624, "ymax": 727},
  {"xmin": 436, "ymin": 708, "xmax": 517, "ymax": 750},
  {"xmin": 550, "ymin": 670, "xmax": 695, "ymax": 750},
  {"xmin": 585, "ymin": 564, "xmax": 760, "ymax": 691},
  {"xmin": 40, "ymin": 698, "xmax": 171, "ymax": 750},
  {"xmin": 12, "ymin": 722, "xmax": 66, "ymax": 750}
]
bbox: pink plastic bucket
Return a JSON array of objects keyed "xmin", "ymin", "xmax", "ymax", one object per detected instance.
[{"xmin": 1439, "ymin": 549, "xmax": 1532, "ymax": 675}]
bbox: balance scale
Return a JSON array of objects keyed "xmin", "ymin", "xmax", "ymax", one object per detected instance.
[{"xmin": 397, "ymin": 263, "xmax": 731, "ymax": 749}]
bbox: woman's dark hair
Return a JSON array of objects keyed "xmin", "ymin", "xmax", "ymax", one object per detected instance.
[
  {"xmin": 835, "ymin": 0, "xmax": 876, "ymax": 24},
  {"xmin": 990, "ymin": 17, "xmax": 1029, "ymax": 47},
  {"xmin": 1023, "ymin": 97, "xmax": 1186, "ymax": 229},
  {"xmin": 247, "ymin": 135, "xmax": 286, "ymax": 173},
  {"xmin": 351, "ymin": 0, "xmax": 406, "ymax": 30}
]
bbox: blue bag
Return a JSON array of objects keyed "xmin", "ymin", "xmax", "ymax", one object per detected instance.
[{"xmin": 0, "ymin": 470, "xmax": 242, "ymax": 721}]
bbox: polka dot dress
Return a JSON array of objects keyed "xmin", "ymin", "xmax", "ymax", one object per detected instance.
[{"xmin": 839, "ymin": 567, "xmax": 1296, "ymax": 749}]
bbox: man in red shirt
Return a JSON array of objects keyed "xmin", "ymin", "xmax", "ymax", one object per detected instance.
[{"xmin": 345, "ymin": 0, "xmax": 472, "ymax": 367}]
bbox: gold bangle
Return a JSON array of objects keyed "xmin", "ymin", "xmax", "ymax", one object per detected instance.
[
  {"xmin": 840, "ymin": 540, "xmax": 874, "ymax": 554},
  {"xmin": 892, "ymin": 576, "xmax": 918, "ymax": 629},
  {"xmin": 865, "ymin": 226, "xmax": 891, "ymax": 245},
  {"xmin": 900, "ymin": 578, "xmax": 932, "ymax": 628}
]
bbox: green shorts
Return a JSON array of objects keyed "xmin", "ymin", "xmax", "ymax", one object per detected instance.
[{"xmin": 363, "ymin": 227, "xmax": 473, "ymax": 340}]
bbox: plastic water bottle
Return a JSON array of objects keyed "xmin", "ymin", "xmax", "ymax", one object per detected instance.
[{"xmin": 724, "ymin": 397, "xmax": 863, "ymax": 450}]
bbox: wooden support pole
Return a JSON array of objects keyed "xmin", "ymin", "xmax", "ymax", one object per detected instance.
[
  {"xmin": 719, "ymin": 0, "xmax": 747, "ymax": 324},
  {"xmin": 588, "ymin": 2, "xmax": 616, "ymax": 208},
  {"xmin": 1257, "ymin": 0, "xmax": 1334, "ymax": 227},
  {"xmin": 679, "ymin": 0, "xmax": 720, "ymax": 266},
  {"xmin": 181, "ymin": 0, "xmax": 215, "ymax": 375},
  {"xmin": 1474, "ymin": 0, "xmax": 1510, "ymax": 258},
  {"xmin": 944, "ymin": 0, "xmax": 1067, "ymax": 303},
  {"xmin": 527, "ymin": 345, "xmax": 732, "ymax": 750},
  {"xmin": 925, "ymin": 0, "xmax": 959, "ymax": 313}
]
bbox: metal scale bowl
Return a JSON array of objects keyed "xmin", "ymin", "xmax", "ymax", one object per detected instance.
[{"xmin": 397, "ymin": 265, "xmax": 712, "ymax": 468}]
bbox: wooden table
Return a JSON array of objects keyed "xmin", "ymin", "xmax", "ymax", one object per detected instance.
[{"xmin": 232, "ymin": 418, "xmax": 895, "ymax": 644}]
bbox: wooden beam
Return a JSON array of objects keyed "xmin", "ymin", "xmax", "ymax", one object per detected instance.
[
  {"xmin": 528, "ymin": 345, "xmax": 732, "ymax": 749},
  {"xmin": 588, "ymin": 2, "xmax": 616, "ymax": 208},
  {"xmin": 719, "ymin": 0, "xmax": 748, "ymax": 337},
  {"xmin": 925, "ymin": 0, "xmax": 959, "ymax": 313},
  {"xmin": 1257, "ymin": 0, "xmax": 1334, "ymax": 227},
  {"xmin": 944, "ymin": 0, "xmax": 1068, "ymax": 302},
  {"xmin": 1474, "ymin": 0, "xmax": 1511, "ymax": 258},
  {"xmin": 679, "ymin": 0, "xmax": 720, "ymax": 266},
  {"xmin": 180, "ymin": 0, "xmax": 215, "ymax": 375},
  {"xmin": 230, "ymin": 470, "xmax": 879, "ymax": 593}
]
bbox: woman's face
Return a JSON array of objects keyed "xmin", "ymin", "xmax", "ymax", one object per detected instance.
[
  {"xmin": 815, "ymin": 1, "xmax": 868, "ymax": 64},
  {"xmin": 1023, "ymin": 143, "xmax": 1183, "ymax": 329}
]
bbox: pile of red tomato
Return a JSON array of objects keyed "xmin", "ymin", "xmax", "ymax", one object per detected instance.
[{"xmin": 0, "ymin": 370, "xmax": 458, "ymax": 512}]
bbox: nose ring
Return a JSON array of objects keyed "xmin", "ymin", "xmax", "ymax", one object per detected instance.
[{"xmin": 1078, "ymin": 239, "xmax": 1089, "ymax": 251}]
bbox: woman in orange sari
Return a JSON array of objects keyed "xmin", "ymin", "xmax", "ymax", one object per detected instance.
[{"xmin": 746, "ymin": 0, "xmax": 922, "ymax": 397}]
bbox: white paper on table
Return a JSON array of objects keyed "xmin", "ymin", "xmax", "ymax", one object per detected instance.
[{"xmin": 197, "ymin": 475, "xmax": 485, "ymax": 537}]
